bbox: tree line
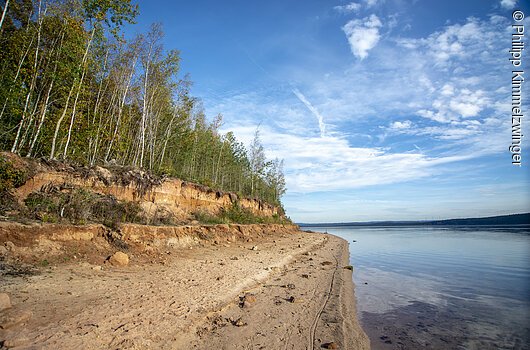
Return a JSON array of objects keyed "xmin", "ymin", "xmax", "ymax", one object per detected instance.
[{"xmin": 0, "ymin": 0, "xmax": 286, "ymax": 206}]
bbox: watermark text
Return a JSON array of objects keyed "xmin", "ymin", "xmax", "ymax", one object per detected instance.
[{"xmin": 510, "ymin": 10, "xmax": 525, "ymax": 166}]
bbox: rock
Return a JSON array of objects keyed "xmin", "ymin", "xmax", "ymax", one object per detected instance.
[
  {"xmin": 0, "ymin": 309, "xmax": 32, "ymax": 329},
  {"xmin": 4, "ymin": 241, "xmax": 15, "ymax": 251},
  {"xmin": 321, "ymin": 261, "xmax": 333, "ymax": 266},
  {"xmin": 218, "ymin": 224, "xmax": 230, "ymax": 232},
  {"xmin": 287, "ymin": 296, "xmax": 295, "ymax": 303},
  {"xmin": 343, "ymin": 265, "xmax": 354, "ymax": 271},
  {"xmin": 230, "ymin": 256, "xmax": 239, "ymax": 260},
  {"xmin": 286, "ymin": 284, "xmax": 296, "ymax": 290},
  {"xmin": 298, "ymin": 244, "xmax": 302, "ymax": 248},
  {"xmin": 0, "ymin": 245, "xmax": 8, "ymax": 256},
  {"xmin": 2, "ymin": 336, "xmax": 30, "ymax": 348},
  {"xmin": 92, "ymin": 265, "xmax": 102, "ymax": 271},
  {"xmin": 301, "ymin": 274, "xmax": 309, "ymax": 279},
  {"xmin": 0, "ymin": 293, "xmax": 12, "ymax": 311},
  {"xmin": 244, "ymin": 294, "xmax": 257, "ymax": 303},
  {"xmin": 107, "ymin": 251, "xmax": 129, "ymax": 266},
  {"xmin": 246, "ymin": 238, "xmax": 253, "ymax": 243},
  {"xmin": 251, "ymin": 246, "xmax": 258, "ymax": 251},
  {"xmin": 240, "ymin": 294, "xmax": 257, "ymax": 308},
  {"xmin": 322, "ymin": 342, "xmax": 338, "ymax": 349},
  {"xmin": 232, "ymin": 317, "xmax": 247, "ymax": 327},
  {"xmin": 95, "ymin": 166, "xmax": 113, "ymax": 184},
  {"xmin": 212, "ymin": 315, "xmax": 228, "ymax": 327}
]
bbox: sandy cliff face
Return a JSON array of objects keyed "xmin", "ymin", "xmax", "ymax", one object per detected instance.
[
  {"xmin": 6, "ymin": 154, "xmax": 281, "ymax": 222},
  {"xmin": 0, "ymin": 221, "xmax": 297, "ymax": 263}
]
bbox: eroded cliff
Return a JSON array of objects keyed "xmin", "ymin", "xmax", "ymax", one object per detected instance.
[{"xmin": 1, "ymin": 152, "xmax": 284, "ymax": 225}]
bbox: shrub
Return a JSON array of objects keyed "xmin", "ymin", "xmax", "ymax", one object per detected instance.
[
  {"xmin": 24, "ymin": 192, "xmax": 59, "ymax": 222},
  {"xmin": 25, "ymin": 186, "xmax": 145, "ymax": 229},
  {"xmin": 193, "ymin": 210, "xmax": 226, "ymax": 225},
  {"xmin": 60, "ymin": 188, "xmax": 95, "ymax": 224},
  {"xmin": 0, "ymin": 155, "xmax": 26, "ymax": 193},
  {"xmin": 89, "ymin": 195, "xmax": 144, "ymax": 229},
  {"xmin": 193, "ymin": 202, "xmax": 291, "ymax": 225}
]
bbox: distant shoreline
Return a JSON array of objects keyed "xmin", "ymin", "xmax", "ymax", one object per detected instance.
[{"xmin": 298, "ymin": 213, "xmax": 530, "ymax": 228}]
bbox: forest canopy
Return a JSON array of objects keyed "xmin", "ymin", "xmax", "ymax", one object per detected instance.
[{"xmin": 0, "ymin": 0, "xmax": 286, "ymax": 206}]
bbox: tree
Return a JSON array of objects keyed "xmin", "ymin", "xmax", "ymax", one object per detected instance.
[
  {"xmin": 266, "ymin": 158, "xmax": 286, "ymax": 205},
  {"xmin": 0, "ymin": 0, "xmax": 287, "ymax": 210},
  {"xmin": 249, "ymin": 127, "xmax": 266, "ymax": 198}
]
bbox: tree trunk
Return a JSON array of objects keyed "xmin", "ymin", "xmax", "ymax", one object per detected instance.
[
  {"xmin": 0, "ymin": 0, "xmax": 10, "ymax": 32},
  {"xmin": 50, "ymin": 84, "xmax": 74, "ymax": 159},
  {"xmin": 105, "ymin": 55, "xmax": 137, "ymax": 162},
  {"xmin": 62, "ymin": 27, "xmax": 95, "ymax": 159},
  {"xmin": 11, "ymin": 1, "xmax": 45, "ymax": 153},
  {"xmin": 27, "ymin": 79, "xmax": 53, "ymax": 157}
]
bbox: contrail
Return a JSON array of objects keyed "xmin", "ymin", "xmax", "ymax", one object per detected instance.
[{"xmin": 292, "ymin": 88, "xmax": 326, "ymax": 137}]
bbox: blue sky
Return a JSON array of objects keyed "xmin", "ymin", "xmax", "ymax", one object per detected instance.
[{"xmin": 130, "ymin": 0, "xmax": 530, "ymax": 222}]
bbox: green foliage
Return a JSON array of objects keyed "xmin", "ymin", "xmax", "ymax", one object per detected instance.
[
  {"xmin": 24, "ymin": 187, "xmax": 144, "ymax": 228},
  {"xmin": 90, "ymin": 196, "xmax": 143, "ymax": 229},
  {"xmin": 0, "ymin": 0, "xmax": 287, "ymax": 213},
  {"xmin": 24, "ymin": 192, "xmax": 58, "ymax": 217},
  {"xmin": 220, "ymin": 202, "xmax": 258, "ymax": 224},
  {"xmin": 194, "ymin": 202, "xmax": 291, "ymax": 225},
  {"xmin": 0, "ymin": 156, "xmax": 27, "ymax": 193},
  {"xmin": 192, "ymin": 210, "xmax": 226, "ymax": 225}
]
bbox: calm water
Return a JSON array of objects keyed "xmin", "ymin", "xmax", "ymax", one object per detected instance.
[{"xmin": 308, "ymin": 226, "xmax": 530, "ymax": 350}]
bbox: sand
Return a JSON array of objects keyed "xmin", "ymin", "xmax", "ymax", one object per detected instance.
[{"xmin": 0, "ymin": 229, "xmax": 369, "ymax": 349}]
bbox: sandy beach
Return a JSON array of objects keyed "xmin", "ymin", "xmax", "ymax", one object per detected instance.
[{"xmin": 0, "ymin": 226, "xmax": 369, "ymax": 349}]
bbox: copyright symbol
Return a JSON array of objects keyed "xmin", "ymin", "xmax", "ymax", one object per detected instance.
[{"xmin": 513, "ymin": 10, "xmax": 524, "ymax": 21}]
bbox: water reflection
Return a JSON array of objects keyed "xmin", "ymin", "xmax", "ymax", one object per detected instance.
[{"xmin": 308, "ymin": 226, "xmax": 530, "ymax": 350}]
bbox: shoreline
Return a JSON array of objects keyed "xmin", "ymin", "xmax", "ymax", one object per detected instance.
[{"xmin": 0, "ymin": 224, "xmax": 369, "ymax": 349}]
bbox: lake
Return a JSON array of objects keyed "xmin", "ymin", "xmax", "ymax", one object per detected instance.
[{"xmin": 307, "ymin": 226, "xmax": 530, "ymax": 350}]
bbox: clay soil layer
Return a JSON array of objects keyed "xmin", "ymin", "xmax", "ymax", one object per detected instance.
[{"xmin": 0, "ymin": 226, "xmax": 369, "ymax": 349}]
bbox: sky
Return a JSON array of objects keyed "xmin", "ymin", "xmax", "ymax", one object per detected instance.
[{"xmin": 129, "ymin": 0, "xmax": 530, "ymax": 223}]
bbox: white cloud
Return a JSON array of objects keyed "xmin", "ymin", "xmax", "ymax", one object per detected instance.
[
  {"xmin": 334, "ymin": 0, "xmax": 379, "ymax": 13},
  {"xmin": 342, "ymin": 15, "xmax": 382, "ymax": 60},
  {"xmin": 218, "ymin": 110, "xmax": 506, "ymax": 195},
  {"xmin": 440, "ymin": 84, "xmax": 454, "ymax": 96},
  {"xmin": 334, "ymin": 2, "xmax": 361, "ymax": 13},
  {"xmin": 419, "ymin": 87, "xmax": 489, "ymax": 123},
  {"xmin": 292, "ymin": 89, "xmax": 326, "ymax": 137},
  {"xmin": 390, "ymin": 120, "xmax": 412, "ymax": 130},
  {"xmin": 449, "ymin": 101, "xmax": 480, "ymax": 117},
  {"xmin": 500, "ymin": 0, "xmax": 517, "ymax": 9},
  {"xmin": 202, "ymin": 13, "xmax": 518, "ymax": 218},
  {"xmin": 398, "ymin": 18, "xmax": 489, "ymax": 67},
  {"xmin": 450, "ymin": 89, "xmax": 488, "ymax": 117},
  {"xmin": 223, "ymin": 125, "xmax": 440, "ymax": 193},
  {"xmin": 364, "ymin": 0, "xmax": 379, "ymax": 8},
  {"xmin": 417, "ymin": 109, "xmax": 455, "ymax": 123}
]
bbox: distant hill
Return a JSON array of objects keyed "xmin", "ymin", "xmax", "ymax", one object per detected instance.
[{"xmin": 298, "ymin": 213, "xmax": 530, "ymax": 227}]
